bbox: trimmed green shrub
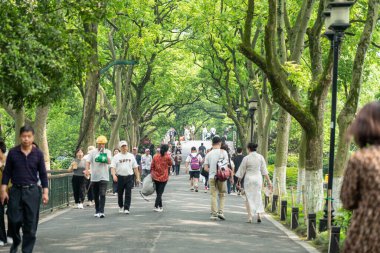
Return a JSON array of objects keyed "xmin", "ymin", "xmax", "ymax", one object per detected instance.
[{"xmin": 267, "ymin": 165, "xmax": 298, "ymax": 188}]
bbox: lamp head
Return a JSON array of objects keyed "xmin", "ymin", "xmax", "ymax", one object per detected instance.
[
  {"xmin": 328, "ymin": 0, "xmax": 355, "ymax": 32},
  {"xmin": 248, "ymin": 98, "xmax": 258, "ymax": 113}
]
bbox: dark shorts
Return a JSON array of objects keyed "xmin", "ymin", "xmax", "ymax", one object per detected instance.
[{"xmin": 189, "ymin": 171, "xmax": 200, "ymax": 179}]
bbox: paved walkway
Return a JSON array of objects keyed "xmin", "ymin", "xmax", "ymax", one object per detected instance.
[{"xmin": 1, "ymin": 175, "xmax": 317, "ymax": 253}]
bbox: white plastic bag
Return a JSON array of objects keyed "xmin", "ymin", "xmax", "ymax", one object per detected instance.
[{"xmin": 141, "ymin": 174, "xmax": 156, "ymax": 196}]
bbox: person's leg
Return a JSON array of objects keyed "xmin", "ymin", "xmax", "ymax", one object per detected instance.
[
  {"xmin": 99, "ymin": 181, "xmax": 108, "ymax": 213},
  {"xmin": 193, "ymin": 172, "xmax": 200, "ymax": 191},
  {"xmin": 0, "ymin": 202, "xmax": 6, "ymax": 243},
  {"xmin": 124, "ymin": 175, "xmax": 134, "ymax": 211},
  {"xmin": 7, "ymin": 187, "xmax": 23, "ymax": 252},
  {"xmin": 72, "ymin": 176, "xmax": 80, "ymax": 204},
  {"xmin": 227, "ymin": 179, "xmax": 231, "ymax": 194},
  {"xmin": 156, "ymin": 181, "xmax": 167, "ymax": 208},
  {"xmin": 217, "ymin": 181, "xmax": 227, "ymax": 215},
  {"xmin": 209, "ymin": 179, "xmax": 218, "ymax": 217},
  {"xmin": 79, "ymin": 177, "xmax": 86, "ymax": 203},
  {"xmin": 175, "ymin": 165, "xmax": 180, "ymax": 175},
  {"xmin": 92, "ymin": 182, "xmax": 100, "ymax": 213},
  {"xmin": 113, "ymin": 181, "xmax": 118, "ymax": 194},
  {"xmin": 86, "ymin": 179, "xmax": 94, "ymax": 202},
  {"xmin": 21, "ymin": 186, "xmax": 41, "ymax": 253},
  {"xmin": 117, "ymin": 176, "xmax": 124, "ymax": 208}
]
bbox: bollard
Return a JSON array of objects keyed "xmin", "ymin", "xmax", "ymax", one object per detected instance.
[
  {"xmin": 280, "ymin": 200, "xmax": 287, "ymax": 221},
  {"xmin": 272, "ymin": 195, "xmax": 279, "ymax": 213},
  {"xmin": 307, "ymin": 213, "xmax": 317, "ymax": 240},
  {"xmin": 328, "ymin": 226, "xmax": 341, "ymax": 253},
  {"xmin": 265, "ymin": 196, "xmax": 270, "ymax": 208},
  {"xmin": 291, "ymin": 207, "xmax": 299, "ymax": 229}
]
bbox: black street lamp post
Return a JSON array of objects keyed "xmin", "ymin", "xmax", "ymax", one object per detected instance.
[
  {"xmin": 235, "ymin": 108, "xmax": 242, "ymax": 147},
  {"xmin": 319, "ymin": 0, "xmax": 355, "ymax": 233},
  {"xmin": 248, "ymin": 99, "xmax": 258, "ymax": 143}
]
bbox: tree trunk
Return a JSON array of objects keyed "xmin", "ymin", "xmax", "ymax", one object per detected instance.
[
  {"xmin": 14, "ymin": 108, "xmax": 25, "ymax": 145},
  {"xmin": 272, "ymin": 107, "xmax": 291, "ymax": 197},
  {"xmin": 34, "ymin": 105, "xmax": 50, "ymax": 170},
  {"xmin": 333, "ymin": 0, "xmax": 379, "ymax": 209},
  {"xmin": 304, "ymin": 133, "xmax": 324, "ymax": 213},
  {"xmin": 296, "ymin": 130, "xmax": 306, "ymax": 204},
  {"xmin": 77, "ymin": 22, "xmax": 100, "ymax": 150},
  {"xmin": 109, "ymin": 66, "xmax": 133, "ymax": 150}
]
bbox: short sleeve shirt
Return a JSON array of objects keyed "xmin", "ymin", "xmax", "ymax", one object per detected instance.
[
  {"xmin": 111, "ymin": 152, "xmax": 138, "ymax": 176},
  {"xmin": 86, "ymin": 148, "xmax": 112, "ymax": 182},
  {"xmin": 185, "ymin": 153, "xmax": 203, "ymax": 171},
  {"xmin": 204, "ymin": 149, "xmax": 229, "ymax": 179}
]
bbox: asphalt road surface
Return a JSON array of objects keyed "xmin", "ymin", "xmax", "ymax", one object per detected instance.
[{"xmin": 1, "ymin": 174, "xmax": 317, "ymax": 253}]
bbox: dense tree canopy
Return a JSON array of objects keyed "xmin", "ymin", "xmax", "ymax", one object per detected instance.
[{"xmin": 0, "ymin": 0, "xmax": 379, "ymax": 216}]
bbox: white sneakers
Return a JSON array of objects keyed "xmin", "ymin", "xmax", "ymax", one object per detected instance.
[
  {"xmin": 0, "ymin": 241, "xmax": 4, "ymax": 247},
  {"xmin": 119, "ymin": 208, "xmax": 124, "ymax": 213},
  {"xmin": 75, "ymin": 203, "xmax": 84, "ymax": 209},
  {"xmin": 7, "ymin": 237, "xmax": 13, "ymax": 244},
  {"xmin": 124, "ymin": 209, "xmax": 130, "ymax": 214},
  {"xmin": 94, "ymin": 213, "xmax": 105, "ymax": 218},
  {"xmin": 153, "ymin": 207, "xmax": 163, "ymax": 212}
]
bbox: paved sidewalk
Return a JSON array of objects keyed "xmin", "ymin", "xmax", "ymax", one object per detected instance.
[{"xmin": 1, "ymin": 175, "xmax": 317, "ymax": 253}]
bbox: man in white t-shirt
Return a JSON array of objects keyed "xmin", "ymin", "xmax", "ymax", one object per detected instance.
[
  {"xmin": 204, "ymin": 136, "xmax": 229, "ymax": 221},
  {"xmin": 85, "ymin": 136, "xmax": 112, "ymax": 218},
  {"xmin": 141, "ymin": 149, "xmax": 153, "ymax": 179},
  {"xmin": 185, "ymin": 147, "xmax": 203, "ymax": 192},
  {"xmin": 110, "ymin": 141, "xmax": 140, "ymax": 214}
]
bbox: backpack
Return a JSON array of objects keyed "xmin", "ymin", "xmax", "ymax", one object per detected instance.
[
  {"xmin": 216, "ymin": 151, "xmax": 231, "ymax": 181},
  {"xmin": 189, "ymin": 154, "xmax": 200, "ymax": 170}
]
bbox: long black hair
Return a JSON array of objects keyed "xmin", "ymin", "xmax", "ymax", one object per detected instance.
[{"xmin": 160, "ymin": 144, "xmax": 169, "ymax": 156}]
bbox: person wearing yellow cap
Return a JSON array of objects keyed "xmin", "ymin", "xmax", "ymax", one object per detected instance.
[{"xmin": 85, "ymin": 136, "xmax": 112, "ymax": 218}]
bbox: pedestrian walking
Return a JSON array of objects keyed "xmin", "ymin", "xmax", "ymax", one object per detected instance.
[
  {"xmin": 141, "ymin": 149, "xmax": 153, "ymax": 180},
  {"xmin": 83, "ymin": 146, "xmax": 95, "ymax": 206},
  {"xmin": 202, "ymin": 126, "xmax": 208, "ymax": 141},
  {"xmin": 340, "ymin": 102, "xmax": 380, "ymax": 253},
  {"xmin": 203, "ymin": 136, "xmax": 229, "ymax": 220},
  {"xmin": 1, "ymin": 126, "xmax": 49, "ymax": 253},
  {"xmin": 235, "ymin": 143, "xmax": 272, "ymax": 223},
  {"xmin": 185, "ymin": 147, "xmax": 203, "ymax": 192},
  {"xmin": 173, "ymin": 150, "xmax": 182, "ymax": 175},
  {"xmin": 111, "ymin": 141, "xmax": 141, "ymax": 214},
  {"xmin": 221, "ymin": 144, "xmax": 234, "ymax": 195},
  {"xmin": 85, "ymin": 135, "xmax": 111, "ymax": 218},
  {"xmin": 132, "ymin": 147, "xmax": 141, "ymax": 187},
  {"xmin": 0, "ymin": 139, "xmax": 12, "ymax": 247},
  {"xmin": 198, "ymin": 143, "xmax": 206, "ymax": 157},
  {"xmin": 232, "ymin": 147, "xmax": 245, "ymax": 194},
  {"xmin": 112, "ymin": 148, "xmax": 120, "ymax": 195},
  {"xmin": 150, "ymin": 144, "xmax": 172, "ymax": 212},
  {"xmin": 68, "ymin": 148, "xmax": 87, "ymax": 209}
]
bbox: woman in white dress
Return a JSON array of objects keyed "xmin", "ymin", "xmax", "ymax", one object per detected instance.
[{"xmin": 236, "ymin": 143, "xmax": 272, "ymax": 223}]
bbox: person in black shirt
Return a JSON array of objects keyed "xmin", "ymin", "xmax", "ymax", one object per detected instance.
[
  {"xmin": 1, "ymin": 126, "xmax": 49, "ymax": 253},
  {"xmin": 232, "ymin": 147, "xmax": 245, "ymax": 194},
  {"xmin": 198, "ymin": 143, "xmax": 206, "ymax": 157}
]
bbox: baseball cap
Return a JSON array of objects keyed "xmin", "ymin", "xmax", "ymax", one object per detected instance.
[
  {"xmin": 133, "ymin": 147, "xmax": 138, "ymax": 150},
  {"xmin": 145, "ymin": 149, "xmax": 150, "ymax": 152},
  {"xmin": 119, "ymin": 141, "xmax": 128, "ymax": 147}
]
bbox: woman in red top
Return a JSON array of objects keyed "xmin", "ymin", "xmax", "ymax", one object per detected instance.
[{"xmin": 151, "ymin": 144, "xmax": 172, "ymax": 212}]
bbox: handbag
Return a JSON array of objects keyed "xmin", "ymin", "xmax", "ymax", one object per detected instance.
[
  {"xmin": 141, "ymin": 174, "xmax": 156, "ymax": 196},
  {"xmin": 95, "ymin": 152, "xmax": 108, "ymax": 163}
]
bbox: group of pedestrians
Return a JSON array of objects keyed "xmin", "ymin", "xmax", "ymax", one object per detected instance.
[{"xmin": 182, "ymin": 136, "xmax": 273, "ymax": 223}]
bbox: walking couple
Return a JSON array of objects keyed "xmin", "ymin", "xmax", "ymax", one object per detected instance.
[{"xmin": 204, "ymin": 137, "xmax": 272, "ymax": 222}]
